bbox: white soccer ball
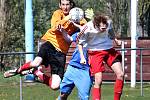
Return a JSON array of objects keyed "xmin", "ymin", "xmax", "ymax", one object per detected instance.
[{"xmin": 69, "ymin": 7, "xmax": 84, "ymax": 23}]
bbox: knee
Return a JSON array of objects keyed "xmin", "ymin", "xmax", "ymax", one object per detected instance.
[
  {"xmin": 116, "ymin": 71, "xmax": 124, "ymax": 80},
  {"xmin": 51, "ymin": 84, "xmax": 60, "ymax": 90},
  {"xmin": 30, "ymin": 62, "xmax": 39, "ymax": 67},
  {"xmin": 94, "ymin": 73, "xmax": 102, "ymax": 88},
  {"xmin": 51, "ymin": 74, "xmax": 61, "ymax": 90}
]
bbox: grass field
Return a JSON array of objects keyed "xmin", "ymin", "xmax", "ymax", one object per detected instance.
[{"xmin": 0, "ymin": 72, "xmax": 150, "ymax": 100}]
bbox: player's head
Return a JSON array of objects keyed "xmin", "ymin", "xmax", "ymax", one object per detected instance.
[
  {"xmin": 59, "ymin": 0, "xmax": 75, "ymax": 15},
  {"xmin": 93, "ymin": 13, "xmax": 108, "ymax": 32}
]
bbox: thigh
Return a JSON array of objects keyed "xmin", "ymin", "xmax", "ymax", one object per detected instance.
[
  {"xmin": 37, "ymin": 41, "xmax": 56, "ymax": 67},
  {"xmin": 88, "ymin": 51, "xmax": 105, "ymax": 76},
  {"xmin": 74, "ymin": 69, "xmax": 92, "ymax": 100},
  {"xmin": 60, "ymin": 65, "xmax": 75, "ymax": 94},
  {"xmin": 50, "ymin": 51, "xmax": 66, "ymax": 79},
  {"xmin": 111, "ymin": 62, "xmax": 123, "ymax": 75},
  {"xmin": 40, "ymin": 42, "xmax": 66, "ymax": 79},
  {"xmin": 106, "ymin": 48, "xmax": 122, "ymax": 67},
  {"xmin": 30, "ymin": 57, "xmax": 43, "ymax": 67}
]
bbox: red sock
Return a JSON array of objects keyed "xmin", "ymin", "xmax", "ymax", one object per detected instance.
[
  {"xmin": 34, "ymin": 69, "xmax": 44, "ymax": 80},
  {"xmin": 34, "ymin": 70, "xmax": 52, "ymax": 88},
  {"xmin": 17, "ymin": 62, "xmax": 31, "ymax": 73},
  {"xmin": 114, "ymin": 79, "xmax": 124, "ymax": 100},
  {"xmin": 43, "ymin": 74, "xmax": 52, "ymax": 87},
  {"xmin": 92, "ymin": 87, "xmax": 101, "ymax": 100}
]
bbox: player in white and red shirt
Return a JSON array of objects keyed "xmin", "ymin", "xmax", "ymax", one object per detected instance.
[{"xmin": 78, "ymin": 13, "xmax": 124, "ymax": 100}]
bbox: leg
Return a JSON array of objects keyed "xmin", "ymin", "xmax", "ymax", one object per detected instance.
[
  {"xmin": 88, "ymin": 51, "xmax": 105, "ymax": 100},
  {"xmin": 92, "ymin": 72, "xmax": 102, "ymax": 100},
  {"xmin": 75, "ymin": 68, "xmax": 92, "ymax": 100},
  {"xmin": 3, "ymin": 57, "xmax": 41, "ymax": 78},
  {"xmin": 57, "ymin": 65, "xmax": 75, "ymax": 100},
  {"xmin": 17, "ymin": 56, "xmax": 43, "ymax": 73},
  {"xmin": 111, "ymin": 62, "xmax": 124, "ymax": 100},
  {"xmin": 111, "ymin": 62, "xmax": 124, "ymax": 80},
  {"xmin": 34, "ymin": 68, "xmax": 61, "ymax": 90},
  {"xmin": 57, "ymin": 93, "xmax": 70, "ymax": 100},
  {"xmin": 4, "ymin": 42, "xmax": 51, "ymax": 78},
  {"xmin": 51, "ymin": 74, "xmax": 61, "ymax": 90}
]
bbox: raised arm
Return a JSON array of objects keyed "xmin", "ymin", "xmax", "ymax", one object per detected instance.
[
  {"xmin": 51, "ymin": 10, "xmax": 71, "ymax": 28},
  {"xmin": 107, "ymin": 19, "xmax": 122, "ymax": 46}
]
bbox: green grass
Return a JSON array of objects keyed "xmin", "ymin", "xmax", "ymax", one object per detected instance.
[{"xmin": 0, "ymin": 72, "xmax": 150, "ymax": 100}]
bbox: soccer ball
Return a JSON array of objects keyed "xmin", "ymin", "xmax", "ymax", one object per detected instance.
[{"xmin": 69, "ymin": 7, "xmax": 84, "ymax": 23}]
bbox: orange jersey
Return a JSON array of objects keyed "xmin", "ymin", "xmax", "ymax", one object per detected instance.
[{"xmin": 41, "ymin": 9, "xmax": 87, "ymax": 54}]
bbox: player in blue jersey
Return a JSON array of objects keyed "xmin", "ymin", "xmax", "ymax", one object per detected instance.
[{"xmin": 57, "ymin": 28, "xmax": 93, "ymax": 100}]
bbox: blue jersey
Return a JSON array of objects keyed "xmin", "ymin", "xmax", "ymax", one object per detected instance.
[
  {"xmin": 69, "ymin": 31, "xmax": 89, "ymax": 70},
  {"xmin": 59, "ymin": 31, "xmax": 92, "ymax": 100},
  {"xmin": 69, "ymin": 48, "xmax": 89, "ymax": 70}
]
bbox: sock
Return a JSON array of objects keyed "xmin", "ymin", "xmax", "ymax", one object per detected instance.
[
  {"xmin": 34, "ymin": 69, "xmax": 52, "ymax": 88},
  {"xmin": 92, "ymin": 87, "xmax": 101, "ymax": 100},
  {"xmin": 34, "ymin": 69, "xmax": 44, "ymax": 80},
  {"xmin": 114, "ymin": 79, "xmax": 124, "ymax": 100},
  {"xmin": 44, "ymin": 74, "xmax": 52, "ymax": 88},
  {"xmin": 17, "ymin": 62, "xmax": 31, "ymax": 73}
]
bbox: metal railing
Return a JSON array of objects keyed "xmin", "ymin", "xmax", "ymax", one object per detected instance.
[
  {"xmin": 118, "ymin": 46, "xmax": 150, "ymax": 96},
  {"xmin": 1, "ymin": 45, "xmax": 150, "ymax": 98},
  {"xmin": 0, "ymin": 52, "xmax": 36, "ymax": 100}
]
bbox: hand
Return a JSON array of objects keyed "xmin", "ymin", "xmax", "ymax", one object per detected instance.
[
  {"xmin": 56, "ymin": 24, "xmax": 72, "ymax": 43},
  {"xmin": 115, "ymin": 39, "xmax": 122, "ymax": 46},
  {"xmin": 85, "ymin": 8, "xmax": 94, "ymax": 20},
  {"xmin": 80, "ymin": 57, "xmax": 86, "ymax": 65},
  {"xmin": 71, "ymin": 21, "xmax": 82, "ymax": 29}
]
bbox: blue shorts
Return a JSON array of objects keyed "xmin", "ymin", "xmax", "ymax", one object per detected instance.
[{"xmin": 60, "ymin": 65, "xmax": 92, "ymax": 100}]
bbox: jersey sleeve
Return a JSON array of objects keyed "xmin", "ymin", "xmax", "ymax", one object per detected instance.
[
  {"xmin": 50, "ymin": 10, "xmax": 71, "ymax": 29},
  {"xmin": 78, "ymin": 26, "xmax": 89, "ymax": 46},
  {"xmin": 51, "ymin": 10, "xmax": 63, "ymax": 28},
  {"xmin": 107, "ymin": 20, "xmax": 115, "ymax": 39}
]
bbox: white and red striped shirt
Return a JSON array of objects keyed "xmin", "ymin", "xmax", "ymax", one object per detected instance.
[{"xmin": 78, "ymin": 20, "xmax": 113, "ymax": 51}]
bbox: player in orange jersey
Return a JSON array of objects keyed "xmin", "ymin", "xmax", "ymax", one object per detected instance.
[{"xmin": 4, "ymin": 0, "xmax": 86, "ymax": 90}]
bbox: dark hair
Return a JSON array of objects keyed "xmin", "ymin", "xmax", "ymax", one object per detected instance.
[
  {"xmin": 59, "ymin": 0, "xmax": 75, "ymax": 8},
  {"xmin": 93, "ymin": 12, "xmax": 108, "ymax": 28}
]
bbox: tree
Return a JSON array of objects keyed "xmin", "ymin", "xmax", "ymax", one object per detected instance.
[
  {"xmin": 0, "ymin": 0, "xmax": 9, "ymax": 67},
  {"xmin": 138, "ymin": 0, "xmax": 150, "ymax": 37},
  {"xmin": 0, "ymin": 0, "xmax": 135, "ymax": 69}
]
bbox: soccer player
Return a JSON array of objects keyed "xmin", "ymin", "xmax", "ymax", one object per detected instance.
[
  {"xmin": 4, "ymin": 0, "xmax": 86, "ymax": 90},
  {"xmin": 57, "ymin": 28, "xmax": 93, "ymax": 100},
  {"xmin": 78, "ymin": 13, "xmax": 124, "ymax": 100}
]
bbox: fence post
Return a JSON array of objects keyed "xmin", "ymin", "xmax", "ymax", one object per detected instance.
[
  {"xmin": 121, "ymin": 41, "xmax": 125, "ymax": 72},
  {"xmin": 19, "ymin": 54, "xmax": 23, "ymax": 100},
  {"xmin": 121, "ymin": 41, "xmax": 127, "ymax": 83},
  {"xmin": 140, "ymin": 50, "xmax": 143, "ymax": 96},
  {"xmin": 130, "ymin": 0, "xmax": 137, "ymax": 88}
]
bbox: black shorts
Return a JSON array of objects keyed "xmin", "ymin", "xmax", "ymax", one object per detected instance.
[{"xmin": 37, "ymin": 42, "xmax": 66, "ymax": 78}]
